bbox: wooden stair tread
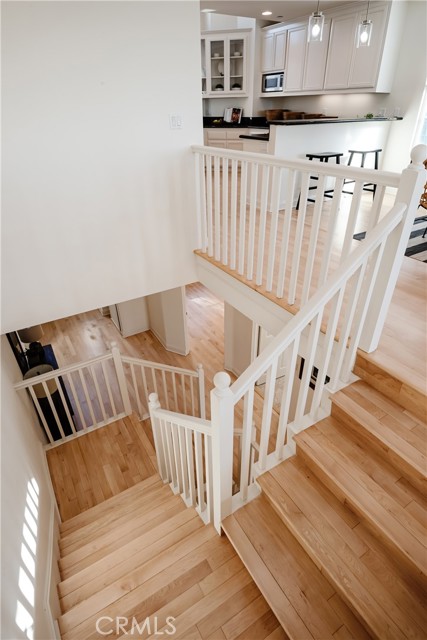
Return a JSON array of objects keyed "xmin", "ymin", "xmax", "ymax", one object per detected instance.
[
  {"xmin": 223, "ymin": 497, "xmax": 372, "ymax": 640},
  {"xmin": 59, "ymin": 472, "xmax": 161, "ymax": 535},
  {"xmin": 59, "ymin": 507, "xmax": 203, "ymax": 610},
  {"xmin": 332, "ymin": 381, "xmax": 426, "ymax": 493},
  {"xmin": 354, "ymin": 353, "xmax": 427, "ymax": 422},
  {"xmin": 258, "ymin": 459, "xmax": 427, "ymax": 640},
  {"xmin": 294, "ymin": 418, "xmax": 427, "ymax": 583},
  {"xmin": 59, "ymin": 493, "xmax": 185, "ymax": 579},
  {"xmin": 59, "ymin": 481, "xmax": 172, "ymax": 554}
]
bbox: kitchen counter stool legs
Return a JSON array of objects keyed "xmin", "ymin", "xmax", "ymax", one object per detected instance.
[
  {"xmin": 342, "ymin": 149, "xmax": 382, "ymax": 197},
  {"xmin": 296, "ymin": 152, "xmax": 343, "ymax": 210}
]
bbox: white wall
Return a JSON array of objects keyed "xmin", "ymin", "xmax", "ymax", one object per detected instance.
[
  {"xmin": 2, "ymin": 1, "xmax": 203, "ymax": 334},
  {"xmin": 1, "ymin": 336, "xmax": 60, "ymax": 639},
  {"xmin": 224, "ymin": 303, "xmax": 254, "ymax": 377},
  {"xmin": 146, "ymin": 286, "xmax": 189, "ymax": 355}
]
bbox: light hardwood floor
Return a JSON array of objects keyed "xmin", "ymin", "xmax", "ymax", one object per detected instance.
[{"xmin": 41, "ymin": 282, "xmax": 227, "ymax": 393}]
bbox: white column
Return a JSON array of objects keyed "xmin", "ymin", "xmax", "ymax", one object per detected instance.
[{"xmin": 210, "ymin": 371, "xmax": 234, "ymax": 534}]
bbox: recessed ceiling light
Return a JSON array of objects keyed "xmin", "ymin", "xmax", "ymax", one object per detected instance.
[
  {"xmin": 262, "ymin": 11, "xmax": 273, "ymax": 16},
  {"xmin": 201, "ymin": 8, "xmax": 216, "ymax": 12}
]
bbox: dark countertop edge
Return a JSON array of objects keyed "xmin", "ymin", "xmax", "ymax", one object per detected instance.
[
  {"xmin": 267, "ymin": 117, "xmax": 403, "ymax": 125},
  {"xmin": 239, "ymin": 134, "xmax": 270, "ymax": 141},
  {"xmin": 203, "ymin": 116, "xmax": 268, "ymax": 129}
]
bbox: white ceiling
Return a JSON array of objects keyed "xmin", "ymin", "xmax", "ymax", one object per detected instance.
[{"xmin": 200, "ymin": 0, "xmax": 356, "ymax": 23}]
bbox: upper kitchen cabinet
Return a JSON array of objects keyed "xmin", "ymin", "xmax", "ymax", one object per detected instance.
[
  {"xmin": 283, "ymin": 20, "xmax": 330, "ymax": 93},
  {"xmin": 261, "ymin": 25, "xmax": 287, "ymax": 72},
  {"xmin": 324, "ymin": 1, "xmax": 404, "ymax": 92},
  {"xmin": 202, "ymin": 30, "xmax": 250, "ymax": 97}
]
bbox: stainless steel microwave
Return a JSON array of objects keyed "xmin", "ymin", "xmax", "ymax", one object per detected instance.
[{"xmin": 262, "ymin": 72, "xmax": 284, "ymax": 93}]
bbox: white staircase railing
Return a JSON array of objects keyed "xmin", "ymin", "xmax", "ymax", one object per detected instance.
[
  {"xmin": 14, "ymin": 347, "xmax": 205, "ymax": 448},
  {"xmin": 14, "ymin": 145, "xmax": 426, "ymax": 534},
  {"xmin": 148, "ymin": 394, "xmax": 213, "ymax": 524},
  {"xmin": 192, "ymin": 144, "xmax": 404, "ymax": 314}
]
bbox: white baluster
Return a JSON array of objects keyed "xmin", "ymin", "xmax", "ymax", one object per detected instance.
[
  {"xmin": 238, "ymin": 161, "xmax": 248, "ymax": 275},
  {"xmin": 255, "ymin": 164, "xmax": 270, "ymax": 286},
  {"xmin": 247, "ymin": 163, "xmax": 258, "ymax": 280},
  {"xmin": 266, "ymin": 166, "xmax": 282, "ymax": 292},
  {"xmin": 222, "ymin": 157, "xmax": 229, "ymax": 265},
  {"xmin": 197, "ymin": 363, "xmax": 206, "ymax": 419},
  {"xmin": 276, "ymin": 170, "xmax": 295, "ymax": 299},
  {"xmin": 230, "ymin": 159, "xmax": 238, "ymax": 270}
]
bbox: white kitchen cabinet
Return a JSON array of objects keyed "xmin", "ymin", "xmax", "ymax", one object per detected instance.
[
  {"xmin": 202, "ymin": 30, "xmax": 249, "ymax": 97},
  {"xmin": 303, "ymin": 21, "xmax": 330, "ymax": 91},
  {"xmin": 324, "ymin": 13, "xmax": 358, "ymax": 90},
  {"xmin": 348, "ymin": 4, "xmax": 388, "ymax": 88},
  {"xmin": 261, "ymin": 26, "xmax": 287, "ymax": 72},
  {"xmin": 280, "ymin": 19, "xmax": 330, "ymax": 94},
  {"xmin": 284, "ymin": 24, "xmax": 307, "ymax": 91},
  {"xmin": 325, "ymin": 2, "xmax": 390, "ymax": 91},
  {"xmin": 204, "ymin": 128, "xmax": 249, "ymax": 149}
]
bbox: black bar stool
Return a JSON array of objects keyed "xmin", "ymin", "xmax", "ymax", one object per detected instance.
[
  {"xmin": 342, "ymin": 148, "xmax": 382, "ymax": 197},
  {"xmin": 296, "ymin": 152, "xmax": 343, "ymax": 210}
]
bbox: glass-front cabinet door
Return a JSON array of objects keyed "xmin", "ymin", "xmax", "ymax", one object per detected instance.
[
  {"xmin": 228, "ymin": 37, "xmax": 245, "ymax": 93},
  {"xmin": 203, "ymin": 32, "xmax": 247, "ymax": 97},
  {"xmin": 209, "ymin": 38, "xmax": 226, "ymax": 93}
]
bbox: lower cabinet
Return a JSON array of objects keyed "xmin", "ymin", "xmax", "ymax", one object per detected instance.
[{"xmin": 204, "ymin": 128, "xmax": 248, "ymax": 149}]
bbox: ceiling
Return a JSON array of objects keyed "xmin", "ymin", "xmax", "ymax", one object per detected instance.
[{"xmin": 200, "ymin": 1, "xmax": 355, "ymax": 23}]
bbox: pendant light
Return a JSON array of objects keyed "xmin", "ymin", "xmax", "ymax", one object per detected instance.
[
  {"xmin": 357, "ymin": 0, "xmax": 373, "ymax": 47},
  {"xmin": 308, "ymin": 0, "xmax": 325, "ymax": 43}
]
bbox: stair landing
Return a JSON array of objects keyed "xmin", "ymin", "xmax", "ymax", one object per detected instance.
[{"xmin": 47, "ymin": 413, "xmax": 157, "ymax": 521}]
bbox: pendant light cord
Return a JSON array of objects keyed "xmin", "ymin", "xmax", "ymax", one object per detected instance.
[{"xmin": 366, "ymin": 0, "xmax": 370, "ymax": 21}]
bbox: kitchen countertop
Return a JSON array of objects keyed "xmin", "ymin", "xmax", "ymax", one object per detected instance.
[
  {"xmin": 203, "ymin": 116, "xmax": 268, "ymax": 129},
  {"xmin": 239, "ymin": 133, "xmax": 269, "ymax": 141},
  {"xmin": 267, "ymin": 117, "xmax": 403, "ymax": 125}
]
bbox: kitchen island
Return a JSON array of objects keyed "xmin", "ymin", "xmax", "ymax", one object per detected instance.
[{"xmin": 267, "ymin": 117, "xmax": 401, "ymax": 168}]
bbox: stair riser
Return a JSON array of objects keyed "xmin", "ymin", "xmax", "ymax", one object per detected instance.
[
  {"xmin": 331, "ymin": 402, "xmax": 426, "ymax": 496},
  {"xmin": 295, "ymin": 442, "xmax": 427, "ymax": 590},
  {"xmin": 354, "ymin": 357, "xmax": 427, "ymax": 423}
]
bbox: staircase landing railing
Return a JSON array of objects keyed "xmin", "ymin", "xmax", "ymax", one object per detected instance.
[{"xmin": 14, "ymin": 347, "xmax": 205, "ymax": 448}]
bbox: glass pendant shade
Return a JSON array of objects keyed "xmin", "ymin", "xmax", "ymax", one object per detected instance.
[
  {"xmin": 357, "ymin": 19, "xmax": 373, "ymax": 47},
  {"xmin": 308, "ymin": 11, "xmax": 325, "ymax": 42}
]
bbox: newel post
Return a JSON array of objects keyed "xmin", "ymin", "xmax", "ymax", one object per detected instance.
[
  {"xmin": 359, "ymin": 144, "xmax": 427, "ymax": 353},
  {"xmin": 111, "ymin": 344, "xmax": 132, "ymax": 415},
  {"xmin": 148, "ymin": 393, "xmax": 166, "ymax": 481},
  {"xmin": 210, "ymin": 371, "xmax": 234, "ymax": 534}
]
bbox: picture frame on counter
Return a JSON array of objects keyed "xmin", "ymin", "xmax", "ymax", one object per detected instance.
[{"xmin": 224, "ymin": 107, "xmax": 242, "ymax": 124}]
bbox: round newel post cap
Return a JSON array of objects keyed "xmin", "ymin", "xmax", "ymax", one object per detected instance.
[
  {"xmin": 410, "ymin": 144, "xmax": 427, "ymax": 167},
  {"xmin": 213, "ymin": 371, "xmax": 231, "ymax": 392},
  {"xmin": 148, "ymin": 392, "xmax": 160, "ymax": 409}
]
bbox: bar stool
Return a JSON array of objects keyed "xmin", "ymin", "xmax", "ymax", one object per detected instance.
[
  {"xmin": 296, "ymin": 152, "xmax": 343, "ymax": 210},
  {"xmin": 342, "ymin": 148, "xmax": 382, "ymax": 197}
]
